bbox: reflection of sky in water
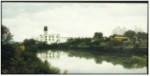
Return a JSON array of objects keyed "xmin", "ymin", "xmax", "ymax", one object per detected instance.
[{"xmin": 37, "ymin": 50, "xmax": 147, "ymax": 74}]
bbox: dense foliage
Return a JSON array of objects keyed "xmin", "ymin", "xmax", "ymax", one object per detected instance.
[
  {"xmin": 1, "ymin": 25, "xmax": 60, "ymax": 74},
  {"xmin": 66, "ymin": 49, "xmax": 147, "ymax": 69}
]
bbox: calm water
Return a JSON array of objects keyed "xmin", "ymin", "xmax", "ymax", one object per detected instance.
[{"xmin": 37, "ymin": 50, "xmax": 147, "ymax": 74}]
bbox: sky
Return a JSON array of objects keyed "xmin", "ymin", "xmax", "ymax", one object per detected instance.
[{"xmin": 2, "ymin": 2, "xmax": 147, "ymax": 42}]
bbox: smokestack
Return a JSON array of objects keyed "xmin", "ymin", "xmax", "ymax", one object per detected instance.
[{"xmin": 44, "ymin": 26, "xmax": 48, "ymax": 35}]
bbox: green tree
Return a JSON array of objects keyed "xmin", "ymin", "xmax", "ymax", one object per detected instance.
[
  {"xmin": 92, "ymin": 32, "xmax": 103, "ymax": 46},
  {"xmin": 23, "ymin": 39, "xmax": 39, "ymax": 52},
  {"xmin": 23, "ymin": 39, "xmax": 36, "ymax": 46},
  {"xmin": 1, "ymin": 25, "xmax": 14, "ymax": 59},
  {"xmin": 93, "ymin": 32, "xmax": 103, "ymax": 41},
  {"xmin": 2, "ymin": 25, "xmax": 13, "ymax": 45},
  {"xmin": 136, "ymin": 32, "xmax": 148, "ymax": 40},
  {"xmin": 1, "ymin": 25, "xmax": 16, "ymax": 73},
  {"xmin": 124, "ymin": 30, "xmax": 136, "ymax": 40}
]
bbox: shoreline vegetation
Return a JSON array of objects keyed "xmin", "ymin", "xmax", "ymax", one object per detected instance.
[
  {"xmin": 36, "ymin": 31, "xmax": 148, "ymax": 55},
  {"xmin": 2, "ymin": 25, "xmax": 148, "ymax": 74},
  {"xmin": 2, "ymin": 25, "xmax": 60, "ymax": 74}
]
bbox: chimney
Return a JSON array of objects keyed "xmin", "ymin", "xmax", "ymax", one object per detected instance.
[{"xmin": 44, "ymin": 26, "xmax": 48, "ymax": 35}]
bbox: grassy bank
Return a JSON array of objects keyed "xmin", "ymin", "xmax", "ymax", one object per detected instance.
[{"xmin": 1, "ymin": 43, "xmax": 60, "ymax": 74}]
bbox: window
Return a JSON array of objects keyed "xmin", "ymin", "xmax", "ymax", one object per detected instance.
[
  {"xmin": 45, "ymin": 37, "xmax": 47, "ymax": 40},
  {"xmin": 57, "ymin": 36, "xmax": 59, "ymax": 38}
]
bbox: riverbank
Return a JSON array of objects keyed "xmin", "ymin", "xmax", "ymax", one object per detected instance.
[
  {"xmin": 42, "ymin": 43, "xmax": 147, "ymax": 56},
  {"xmin": 1, "ymin": 25, "xmax": 60, "ymax": 74},
  {"xmin": 2, "ymin": 43, "xmax": 60, "ymax": 74}
]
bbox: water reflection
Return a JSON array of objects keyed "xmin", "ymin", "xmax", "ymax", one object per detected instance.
[
  {"xmin": 68, "ymin": 50, "xmax": 147, "ymax": 69},
  {"xmin": 37, "ymin": 50, "xmax": 147, "ymax": 73},
  {"xmin": 37, "ymin": 51, "xmax": 60, "ymax": 61}
]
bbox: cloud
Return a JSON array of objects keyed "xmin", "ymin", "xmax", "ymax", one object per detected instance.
[
  {"xmin": 2, "ymin": 3, "xmax": 64, "ymax": 18},
  {"xmin": 2, "ymin": 3, "xmax": 147, "ymax": 42}
]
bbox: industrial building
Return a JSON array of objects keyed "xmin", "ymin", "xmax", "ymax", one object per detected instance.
[{"xmin": 38, "ymin": 26, "xmax": 68, "ymax": 44}]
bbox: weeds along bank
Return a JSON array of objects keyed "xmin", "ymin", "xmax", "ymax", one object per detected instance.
[
  {"xmin": 2, "ymin": 42, "xmax": 60, "ymax": 74},
  {"xmin": 1, "ymin": 25, "xmax": 60, "ymax": 74}
]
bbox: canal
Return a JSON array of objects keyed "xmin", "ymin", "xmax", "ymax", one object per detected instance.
[{"xmin": 37, "ymin": 49, "xmax": 147, "ymax": 74}]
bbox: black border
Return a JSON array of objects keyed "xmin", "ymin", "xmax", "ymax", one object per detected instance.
[
  {"xmin": 147, "ymin": 1, "xmax": 149, "ymax": 74},
  {"xmin": 1, "ymin": 0, "xmax": 149, "ymax": 75},
  {"xmin": 1, "ymin": 1, "xmax": 148, "ymax": 3}
]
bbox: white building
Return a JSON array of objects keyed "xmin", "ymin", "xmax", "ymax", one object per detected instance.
[
  {"xmin": 38, "ymin": 26, "xmax": 68, "ymax": 44},
  {"xmin": 39, "ymin": 34, "xmax": 60, "ymax": 44}
]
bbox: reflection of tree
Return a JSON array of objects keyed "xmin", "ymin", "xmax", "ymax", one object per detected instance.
[
  {"xmin": 94, "ymin": 56, "xmax": 104, "ymax": 64},
  {"xmin": 68, "ymin": 51, "xmax": 94, "ymax": 60},
  {"xmin": 43, "ymin": 60, "xmax": 60, "ymax": 73},
  {"xmin": 123, "ymin": 56, "xmax": 147, "ymax": 69},
  {"xmin": 95, "ymin": 55, "xmax": 147, "ymax": 69},
  {"xmin": 44, "ymin": 60, "xmax": 50, "ymax": 67},
  {"xmin": 66, "ymin": 50, "xmax": 147, "ymax": 69},
  {"xmin": 38, "ymin": 49, "xmax": 147, "ymax": 69}
]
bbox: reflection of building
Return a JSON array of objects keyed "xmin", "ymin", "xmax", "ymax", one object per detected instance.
[
  {"xmin": 37, "ymin": 26, "xmax": 69, "ymax": 44},
  {"xmin": 38, "ymin": 51, "xmax": 60, "ymax": 60}
]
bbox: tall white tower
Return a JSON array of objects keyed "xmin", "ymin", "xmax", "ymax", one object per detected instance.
[{"xmin": 44, "ymin": 26, "xmax": 48, "ymax": 35}]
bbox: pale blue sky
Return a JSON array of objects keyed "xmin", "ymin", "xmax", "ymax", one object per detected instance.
[{"xmin": 2, "ymin": 3, "xmax": 147, "ymax": 42}]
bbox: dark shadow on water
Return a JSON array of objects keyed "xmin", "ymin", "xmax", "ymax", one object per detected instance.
[{"xmin": 37, "ymin": 48, "xmax": 147, "ymax": 69}]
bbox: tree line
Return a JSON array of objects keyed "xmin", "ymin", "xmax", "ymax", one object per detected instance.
[
  {"xmin": 21, "ymin": 27, "xmax": 147, "ymax": 52},
  {"xmin": 49, "ymin": 30, "xmax": 147, "ymax": 51}
]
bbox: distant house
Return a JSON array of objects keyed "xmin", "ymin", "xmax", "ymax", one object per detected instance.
[
  {"xmin": 112, "ymin": 36, "xmax": 129, "ymax": 42},
  {"xmin": 37, "ymin": 26, "xmax": 68, "ymax": 44}
]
